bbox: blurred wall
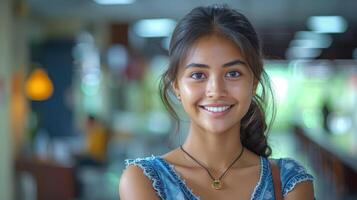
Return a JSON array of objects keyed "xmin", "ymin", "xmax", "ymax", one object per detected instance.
[
  {"xmin": 0, "ymin": 0, "xmax": 14, "ymax": 199},
  {"xmin": 31, "ymin": 39, "xmax": 75, "ymax": 137}
]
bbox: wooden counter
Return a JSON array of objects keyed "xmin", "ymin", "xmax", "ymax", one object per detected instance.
[
  {"xmin": 293, "ymin": 125, "xmax": 357, "ymax": 197},
  {"xmin": 15, "ymin": 157, "xmax": 75, "ymax": 200}
]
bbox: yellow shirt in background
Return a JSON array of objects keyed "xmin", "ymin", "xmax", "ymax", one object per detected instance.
[{"xmin": 86, "ymin": 124, "xmax": 107, "ymax": 162}]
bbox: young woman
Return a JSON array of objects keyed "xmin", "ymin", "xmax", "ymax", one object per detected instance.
[{"xmin": 119, "ymin": 4, "xmax": 314, "ymax": 200}]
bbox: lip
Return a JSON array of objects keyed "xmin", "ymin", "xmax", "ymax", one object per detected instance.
[{"xmin": 200, "ymin": 103, "xmax": 233, "ymax": 107}]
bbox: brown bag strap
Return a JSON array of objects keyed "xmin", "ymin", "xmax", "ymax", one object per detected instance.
[{"xmin": 269, "ymin": 160, "xmax": 283, "ymax": 200}]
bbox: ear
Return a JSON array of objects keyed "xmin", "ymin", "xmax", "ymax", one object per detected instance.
[
  {"xmin": 172, "ymin": 80, "xmax": 180, "ymax": 97},
  {"xmin": 253, "ymin": 78, "xmax": 259, "ymax": 94}
]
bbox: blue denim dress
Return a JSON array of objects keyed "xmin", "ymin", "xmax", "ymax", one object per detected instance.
[{"xmin": 125, "ymin": 156, "xmax": 314, "ymax": 200}]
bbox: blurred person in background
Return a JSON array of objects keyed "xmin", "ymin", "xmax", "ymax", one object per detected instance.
[
  {"xmin": 74, "ymin": 114, "xmax": 110, "ymax": 198},
  {"xmin": 76, "ymin": 114, "xmax": 109, "ymax": 166},
  {"xmin": 120, "ymin": 4, "xmax": 314, "ymax": 200},
  {"xmin": 321, "ymin": 99, "xmax": 332, "ymax": 134}
]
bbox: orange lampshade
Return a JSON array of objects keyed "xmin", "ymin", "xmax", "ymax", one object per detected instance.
[{"xmin": 25, "ymin": 68, "xmax": 54, "ymax": 101}]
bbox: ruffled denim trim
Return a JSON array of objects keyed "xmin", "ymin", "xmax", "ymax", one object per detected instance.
[
  {"xmin": 250, "ymin": 157, "xmax": 267, "ymax": 200},
  {"xmin": 283, "ymin": 173, "xmax": 314, "ymax": 197},
  {"xmin": 125, "ymin": 156, "xmax": 166, "ymax": 200},
  {"xmin": 157, "ymin": 157, "xmax": 201, "ymax": 200}
]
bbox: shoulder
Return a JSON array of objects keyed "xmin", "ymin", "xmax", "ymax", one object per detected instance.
[
  {"xmin": 119, "ymin": 157, "xmax": 161, "ymax": 200},
  {"xmin": 274, "ymin": 158, "xmax": 314, "ymax": 199},
  {"xmin": 161, "ymin": 148, "xmax": 183, "ymax": 165}
]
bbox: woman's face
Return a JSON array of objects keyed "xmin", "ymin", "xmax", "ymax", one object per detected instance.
[{"xmin": 173, "ymin": 34, "xmax": 256, "ymax": 134}]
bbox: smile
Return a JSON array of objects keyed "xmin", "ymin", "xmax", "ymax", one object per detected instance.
[{"xmin": 200, "ymin": 105, "xmax": 233, "ymax": 113}]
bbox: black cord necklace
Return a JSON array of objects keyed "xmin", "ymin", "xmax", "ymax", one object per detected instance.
[{"xmin": 180, "ymin": 145, "xmax": 244, "ymax": 190}]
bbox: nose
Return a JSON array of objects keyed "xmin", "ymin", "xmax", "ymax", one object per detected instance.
[{"xmin": 206, "ymin": 76, "xmax": 227, "ymax": 99}]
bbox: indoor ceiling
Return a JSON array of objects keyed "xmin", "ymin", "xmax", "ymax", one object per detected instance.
[
  {"xmin": 25, "ymin": 0, "xmax": 357, "ymax": 59},
  {"xmin": 27, "ymin": 0, "xmax": 357, "ymax": 27}
]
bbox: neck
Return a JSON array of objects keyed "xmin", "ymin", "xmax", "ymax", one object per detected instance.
[{"xmin": 182, "ymin": 123, "xmax": 244, "ymax": 171}]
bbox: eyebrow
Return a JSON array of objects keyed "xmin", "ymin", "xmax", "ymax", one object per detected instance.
[{"xmin": 186, "ymin": 59, "xmax": 247, "ymax": 68}]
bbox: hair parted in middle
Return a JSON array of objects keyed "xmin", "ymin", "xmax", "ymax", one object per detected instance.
[{"xmin": 159, "ymin": 4, "xmax": 276, "ymax": 157}]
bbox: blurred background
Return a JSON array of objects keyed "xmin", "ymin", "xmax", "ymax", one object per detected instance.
[{"xmin": 1, "ymin": 0, "xmax": 357, "ymax": 199}]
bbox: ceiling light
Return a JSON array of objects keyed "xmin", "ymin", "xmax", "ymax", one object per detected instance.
[
  {"xmin": 307, "ymin": 16, "xmax": 348, "ymax": 33},
  {"xmin": 286, "ymin": 47, "xmax": 322, "ymax": 59},
  {"xmin": 93, "ymin": 0, "xmax": 135, "ymax": 5},
  {"xmin": 291, "ymin": 31, "xmax": 332, "ymax": 48},
  {"xmin": 26, "ymin": 68, "xmax": 54, "ymax": 101},
  {"xmin": 133, "ymin": 18, "xmax": 176, "ymax": 38}
]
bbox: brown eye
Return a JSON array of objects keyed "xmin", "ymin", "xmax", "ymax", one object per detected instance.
[
  {"xmin": 191, "ymin": 72, "xmax": 206, "ymax": 80},
  {"xmin": 226, "ymin": 71, "xmax": 241, "ymax": 78}
]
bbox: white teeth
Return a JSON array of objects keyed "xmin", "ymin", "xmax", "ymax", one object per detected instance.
[{"xmin": 203, "ymin": 106, "xmax": 231, "ymax": 113}]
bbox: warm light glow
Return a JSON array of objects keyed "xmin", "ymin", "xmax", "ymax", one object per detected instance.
[{"xmin": 25, "ymin": 68, "xmax": 54, "ymax": 101}]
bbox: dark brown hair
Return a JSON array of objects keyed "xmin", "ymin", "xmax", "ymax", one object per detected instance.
[{"xmin": 159, "ymin": 4, "xmax": 275, "ymax": 157}]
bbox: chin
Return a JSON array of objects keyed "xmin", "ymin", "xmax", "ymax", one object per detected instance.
[
  {"xmin": 206, "ymin": 118, "xmax": 243, "ymax": 133},
  {"xmin": 204, "ymin": 124, "xmax": 236, "ymax": 135}
]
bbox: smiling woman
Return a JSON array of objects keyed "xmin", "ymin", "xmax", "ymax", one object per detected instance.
[
  {"xmin": 119, "ymin": 4, "xmax": 314, "ymax": 200},
  {"xmin": 172, "ymin": 35, "xmax": 256, "ymax": 135}
]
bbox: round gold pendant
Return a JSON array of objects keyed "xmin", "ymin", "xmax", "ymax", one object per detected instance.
[{"xmin": 212, "ymin": 179, "xmax": 222, "ymax": 190}]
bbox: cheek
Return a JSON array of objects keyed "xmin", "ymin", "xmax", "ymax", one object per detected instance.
[
  {"xmin": 236, "ymin": 94, "xmax": 253, "ymax": 112},
  {"xmin": 231, "ymin": 80, "xmax": 253, "ymax": 95},
  {"xmin": 180, "ymin": 82, "xmax": 204, "ymax": 101},
  {"xmin": 231, "ymin": 83, "xmax": 254, "ymax": 104}
]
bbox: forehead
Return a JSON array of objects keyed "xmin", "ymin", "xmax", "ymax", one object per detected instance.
[{"xmin": 181, "ymin": 34, "xmax": 246, "ymax": 65}]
